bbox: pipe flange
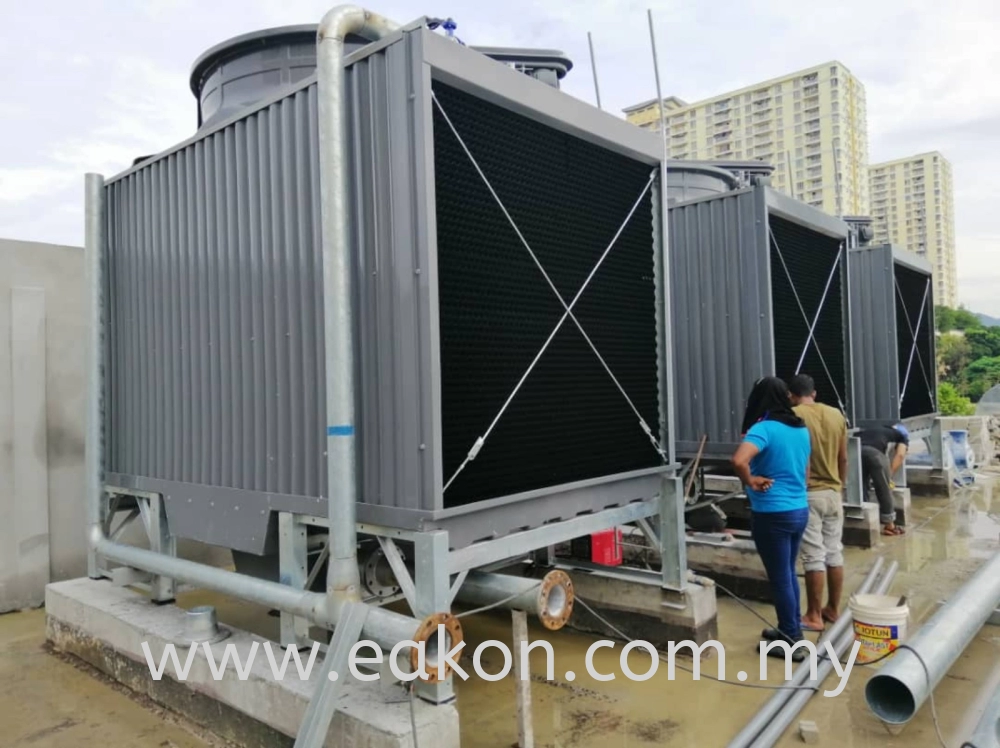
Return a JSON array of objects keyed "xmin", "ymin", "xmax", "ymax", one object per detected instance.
[
  {"xmin": 362, "ymin": 547, "xmax": 402, "ymax": 600},
  {"xmin": 538, "ymin": 570, "xmax": 574, "ymax": 631},
  {"xmin": 411, "ymin": 612, "xmax": 463, "ymax": 683}
]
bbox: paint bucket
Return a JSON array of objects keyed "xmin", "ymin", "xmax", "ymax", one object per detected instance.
[{"xmin": 850, "ymin": 593, "xmax": 909, "ymax": 665}]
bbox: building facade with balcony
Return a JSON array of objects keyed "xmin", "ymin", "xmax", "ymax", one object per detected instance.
[
  {"xmin": 623, "ymin": 61, "xmax": 869, "ymax": 216},
  {"xmin": 869, "ymin": 152, "xmax": 958, "ymax": 307}
]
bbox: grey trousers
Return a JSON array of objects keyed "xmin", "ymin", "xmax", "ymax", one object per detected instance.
[{"xmin": 861, "ymin": 445, "xmax": 896, "ymax": 524}]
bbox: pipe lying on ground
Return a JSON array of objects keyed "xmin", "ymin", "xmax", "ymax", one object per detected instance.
[
  {"xmin": 454, "ymin": 570, "xmax": 575, "ymax": 630},
  {"xmin": 748, "ymin": 560, "xmax": 900, "ymax": 747},
  {"xmin": 867, "ymin": 550, "xmax": 1000, "ymax": 725},
  {"xmin": 725, "ymin": 556, "xmax": 886, "ymax": 748},
  {"xmin": 961, "ymin": 675, "xmax": 1000, "ymax": 748}
]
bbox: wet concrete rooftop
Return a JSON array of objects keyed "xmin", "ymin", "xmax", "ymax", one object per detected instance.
[{"xmin": 3, "ymin": 475, "xmax": 1000, "ymax": 747}]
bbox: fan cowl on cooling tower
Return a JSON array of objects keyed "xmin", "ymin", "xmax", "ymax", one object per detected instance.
[{"xmin": 99, "ymin": 23, "xmax": 674, "ymax": 554}]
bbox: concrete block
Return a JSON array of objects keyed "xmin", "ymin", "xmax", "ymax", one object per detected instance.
[
  {"xmin": 892, "ymin": 487, "xmax": 912, "ymax": 526},
  {"xmin": 686, "ymin": 532, "xmax": 773, "ymax": 602},
  {"xmin": 798, "ymin": 719, "xmax": 820, "ymax": 744},
  {"xmin": 45, "ymin": 578, "xmax": 459, "ymax": 748},
  {"xmin": 906, "ymin": 466, "xmax": 959, "ymax": 498},
  {"xmin": 842, "ymin": 502, "xmax": 880, "ymax": 549},
  {"xmin": 559, "ymin": 565, "xmax": 718, "ymax": 648}
]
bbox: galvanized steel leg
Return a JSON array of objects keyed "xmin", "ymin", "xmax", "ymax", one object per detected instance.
[
  {"xmin": 147, "ymin": 494, "xmax": 176, "ymax": 603},
  {"xmin": 414, "ymin": 530, "xmax": 455, "ymax": 703},
  {"xmin": 845, "ymin": 436, "xmax": 864, "ymax": 507},
  {"xmin": 292, "ymin": 601, "xmax": 369, "ymax": 748},
  {"xmin": 279, "ymin": 512, "xmax": 311, "ymax": 648},
  {"xmin": 659, "ymin": 475, "xmax": 688, "ymax": 591},
  {"xmin": 512, "ymin": 610, "xmax": 534, "ymax": 748}
]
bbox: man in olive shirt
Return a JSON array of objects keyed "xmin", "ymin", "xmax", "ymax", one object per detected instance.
[{"xmin": 789, "ymin": 374, "xmax": 847, "ymax": 630}]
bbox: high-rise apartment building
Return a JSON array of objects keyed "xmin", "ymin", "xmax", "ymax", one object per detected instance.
[
  {"xmin": 624, "ymin": 61, "xmax": 869, "ymax": 217},
  {"xmin": 868, "ymin": 152, "xmax": 958, "ymax": 307}
]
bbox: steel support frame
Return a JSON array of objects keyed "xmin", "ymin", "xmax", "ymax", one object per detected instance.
[
  {"xmin": 845, "ymin": 435, "xmax": 864, "ymax": 507},
  {"xmin": 278, "ymin": 512, "xmax": 312, "ymax": 648},
  {"xmin": 104, "ymin": 487, "xmax": 176, "ymax": 602}
]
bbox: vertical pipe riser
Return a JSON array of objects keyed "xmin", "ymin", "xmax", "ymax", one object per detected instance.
[
  {"xmin": 85, "ymin": 173, "xmax": 106, "ymax": 579},
  {"xmin": 316, "ymin": 6, "xmax": 399, "ymax": 613}
]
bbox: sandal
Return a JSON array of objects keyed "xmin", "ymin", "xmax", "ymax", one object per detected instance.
[
  {"xmin": 882, "ymin": 525, "xmax": 905, "ymax": 536},
  {"xmin": 801, "ymin": 620, "xmax": 825, "ymax": 632}
]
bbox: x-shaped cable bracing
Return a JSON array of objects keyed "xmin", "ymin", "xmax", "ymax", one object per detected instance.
[
  {"xmin": 894, "ymin": 277, "xmax": 934, "ymax": 410},
  {"xmin": 431, "ymin": 91, "xmax": 664, "ymax": 493},
  {"xmin": 768, "ymin": 225, "xmax": 848, "ymax": 416}
]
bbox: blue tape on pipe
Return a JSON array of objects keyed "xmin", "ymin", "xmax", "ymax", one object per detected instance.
[{"xmin": 327, "ymin": 425, "xmax": 354, "ymax": 436}]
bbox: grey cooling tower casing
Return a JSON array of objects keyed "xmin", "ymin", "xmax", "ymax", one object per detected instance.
[{"xmin": 189, "ymin": 25, "xmax": 573, "ymax": 131}]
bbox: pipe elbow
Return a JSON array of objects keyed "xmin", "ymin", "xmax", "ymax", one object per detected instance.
[
  {"xmin": 318, "ymin": 5, "xmax": 398, "ymax": 45},
  {"xmin": 318, "ymin": 5, "xmax": 366, "ymax": 43}
]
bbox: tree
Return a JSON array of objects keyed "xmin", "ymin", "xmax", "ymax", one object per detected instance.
[
  {"xmin": 937, "ymin": 333, "xmax": 973, "ymax": 382},
  {"xmin": 935, "ymin": 305, "xmax": 982, "ymax": 332},
  {"xmin": 964, "ymin": 356, "xmax": 1000, "ymax": 402},
  {"xmin": 938, "ymin": 382, "xmax": 975, "ymax": 416},
  {"xmin": 965, "ymin": 327, "xmax": 1000, "ymax": 361}
]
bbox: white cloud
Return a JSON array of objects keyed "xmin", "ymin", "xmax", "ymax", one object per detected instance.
[{"xmin": 0, "ymin": 168, "xmax": 76, "ymax": 203}]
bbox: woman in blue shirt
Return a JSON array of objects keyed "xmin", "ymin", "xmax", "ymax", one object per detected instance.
[{"xmin": 732, "ymin": 377, "xmax": 812, "ymax": 654}]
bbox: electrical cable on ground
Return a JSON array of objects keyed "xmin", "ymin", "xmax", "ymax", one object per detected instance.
[{"xmin": 573, "ymin": 596, "xmax": 818, "ymax": 693}]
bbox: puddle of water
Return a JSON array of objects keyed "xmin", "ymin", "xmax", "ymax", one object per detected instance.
[{"xmin": 175, "ymin": 476, "xmax": 1000, "ymax": 747}]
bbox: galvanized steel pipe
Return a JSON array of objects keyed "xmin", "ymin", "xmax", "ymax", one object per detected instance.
[
  {"xmin": 92, "ymin": 532, "xmax": 430, "ymax": 654},
  {"xmin": 961, "ymin": 676, "xmax": 1000, "ymax": 748},
  {"xmin": 316, "ymin": 5, "xmax": 400, "ymax": 616},
  {"xmin": 748, "ymin": 560, "xmax": 900, "ymax": 747},
  {"xmin": 866, "ymin": 550, "xmax": 1000, "ymax": 725},
  {"xmin": 454, "ymin": 570, "xmax": 575, "ymax": 630},
  {"xmin": 725, "ymin": 556, "xmax": 886, "ymax": 748},
  {"xmin": 85, "ymin": 173, "xmax": 105, "ymax": 579}
]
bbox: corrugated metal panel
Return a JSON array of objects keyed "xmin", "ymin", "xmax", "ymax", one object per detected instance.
[
  {"xmin": 848, "ymin": 245, "xmax": 900, "ymax": 424},
  {"xmin": 104, "ymin": 83, "xmax": 325, "ymax": 499},
  {"xmin": 668, "ymin": 186, "xmax": 772, "ymax": 457},
  {"xmin": 347, "ymin": 31, "xmax": 440, "ymax": 512}
]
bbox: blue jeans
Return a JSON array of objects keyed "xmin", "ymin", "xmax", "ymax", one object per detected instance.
[{"xmin": 751, "ymin": 507, "xmax": 809, "ymax": 641}]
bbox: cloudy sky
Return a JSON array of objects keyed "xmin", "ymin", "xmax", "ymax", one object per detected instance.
[{"xmin": 1, "ymin": 0, "xmax": 998, "ymax": 312}]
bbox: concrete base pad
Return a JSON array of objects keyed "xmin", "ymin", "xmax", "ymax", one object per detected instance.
[
  {"xmin": 685, "ymin": 532, "xmax": 773, "ymax": 603},
  {"xmin": 556, "ymin": 565, "xmax": 718, "ymax": 648},
  {"xmin": 45, "ymin": 578, "xmax": 459, "ymax": 748},
  {"xmin": 842, "ymin": 502, "xmax": 880, "ymax": 549},
  {"xmin": 892, "ymin": 487, "xmax": 912, "ymax": 526},
  {"xmin": 906, "ymin": 466, "xmax": 960, "ymax": 498}
]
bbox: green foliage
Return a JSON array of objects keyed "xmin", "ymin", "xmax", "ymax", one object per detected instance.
[
  {"xmin": 937, "ymin": 333, "xmax": 973, "ymax": 380},
  {"xmin": 938, "ymin": 382, "xmax": 975, "ymax": 416},
  {"xmin": 964, "ymin": 356, "xmax": 1000, "ymax": 402},
  {"xmin": 964, "ymin": 327, "xmax": 1000, "ymax": 361},
  {"xmin": 935, "ymin": 305, "xmax": 982, "ymax": 332}
]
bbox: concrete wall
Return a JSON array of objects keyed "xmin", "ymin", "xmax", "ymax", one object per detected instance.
[
  {"xmin": 0, "ymin": 239, "xmax": 88, "ymax": 611},
  {"xmin": 0, "ymin": 238, "xmax": 230, "ymax": 613}
]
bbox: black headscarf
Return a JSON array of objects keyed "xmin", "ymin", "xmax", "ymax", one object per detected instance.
[{"xmin": 740, "ymin": 376, "xmax": 805, "ymax": 434}]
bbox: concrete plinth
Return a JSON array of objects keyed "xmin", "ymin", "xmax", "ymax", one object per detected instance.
[
  {"xmin": 906, "ymin": 466, "xmax": 960, "ymax": 498},
  {"xmin": 45, "ymin": 578, "xmax": 459, "ymax": 748},
  {"xmin": 558, "ymin": 565, "xmax": 718, "ymax": 648},
  {"xmin": 685, "ymin": 532, "xmax": 772, "ymax": 602},
  {"xmin": 842, "ymin": 502, "xmax": 880, "ymax": 549},
  {"xmin": 892, "ymin": 487, "xmax": 912, "ymax": 526}
]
